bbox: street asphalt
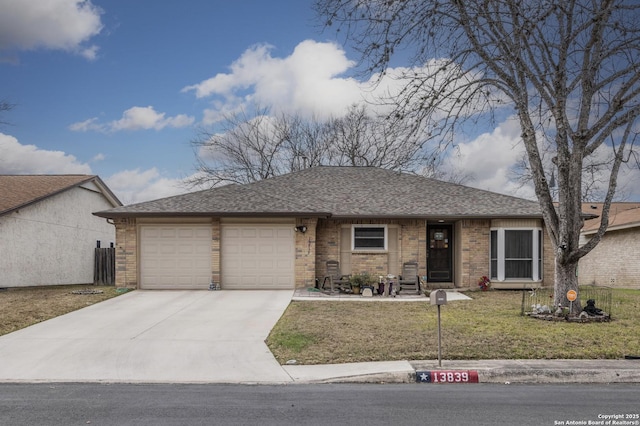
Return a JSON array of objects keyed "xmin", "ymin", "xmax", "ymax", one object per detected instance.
[{"xmin": 0, "ymin": 290, "xmax": 638, "ymax": 384}]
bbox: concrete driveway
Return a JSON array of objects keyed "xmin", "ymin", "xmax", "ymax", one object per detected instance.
[{"xmin": 0, "ymin": 290, "xmax": 294, "ymax": 383}]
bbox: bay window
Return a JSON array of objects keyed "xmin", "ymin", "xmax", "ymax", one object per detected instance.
[{"xmin": 490, "ymin": 228, "xmax": 542, "ymax": 281}]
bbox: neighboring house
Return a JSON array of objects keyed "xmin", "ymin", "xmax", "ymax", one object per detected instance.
[
  {"xmin": 578, "ymin": 202, "xmax": 640, "ymax": 289},
  {"xmin": 94, "ymin": 167, "xmax": 553, "ymax": 291},
  {"xmin": 0, "ymin": 175, "xmax": 122, "ymax": 287}
]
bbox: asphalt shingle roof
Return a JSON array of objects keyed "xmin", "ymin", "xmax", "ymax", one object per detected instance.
[
  {"xmin": 95, "ymin": 166, "xmax": 543, "ymax": 219},
  {"xmin": 0, "ymin": 175, "xmax": 99, "ymax": 216},
  {"xmin": 581, "ymin": 202, "xmax": 640, "ymax": 234}
]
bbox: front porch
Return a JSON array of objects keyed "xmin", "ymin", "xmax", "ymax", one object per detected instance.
[{"xmin": 291, "ymin": 287, "xmax": 472, "ymax": 302}]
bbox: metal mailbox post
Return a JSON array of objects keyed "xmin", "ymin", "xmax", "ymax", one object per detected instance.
[
  {"xmin": 430, "ymin": 289, "xmax": 448, "ymax": 306},
  {"xmin": 431, "ymin": 290, "xmax": 447, "ymax": 367}
]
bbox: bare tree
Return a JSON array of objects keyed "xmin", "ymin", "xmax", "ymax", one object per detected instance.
[
  {"xmin": 189, "ymin": 104, "xmax": 435, "ymax": 187},
  {"xmin": 316, "ymin": 0, "xmax": 640, "ymax": 312},
  {"xmin": 0, "ymin": 100, "xmax": 14, "ymax": 127},
  {"xmin": 326, "ymin": 103, "xmax": 433, "ymax": 170},
  {"xmin": 188, "ymin": 107, "xmax": 304, "ymax": 187}
]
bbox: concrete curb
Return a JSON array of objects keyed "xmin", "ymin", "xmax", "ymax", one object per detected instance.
[
  {"xmin": 283, "ymin": 360, "xmax": 415, "ymax": 384},
  {"xmin": 475, "ymin": 368, "xmax": 640, "ymax": 384},
  {"xmin": 283, "ymin": 359, "xmax": 640, "ymax": 384},
  {"xmin": 409, "ymin": 360, "xmax": 640, "ymax": 384}
]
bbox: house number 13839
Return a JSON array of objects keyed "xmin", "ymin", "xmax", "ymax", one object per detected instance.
[
  {"xmin": 417, "ymin": 370, "xmax": 479, "ymax": 383},
  {"xmin": 433, "ymin": 371, "xmax": 468, "ymax": 382}
]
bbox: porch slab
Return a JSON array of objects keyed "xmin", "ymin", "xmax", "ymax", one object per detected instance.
[{"xmin": 292, "ymin": 288, "xmax": 472, "ymax": 302}]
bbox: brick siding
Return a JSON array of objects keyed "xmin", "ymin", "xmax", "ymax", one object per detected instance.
[
  {"xmin": 113, "ymin": 216, "xmax": 556, "ymax": 290},
  {"xmin": 211, "ymin": 218, "xmax": 221, "ymax": 286},
  {"xmin": 579, "ymin": 228, "xmax": 640, "ymax": 289},
  {"xmin": 295, "ymin": 218, "xmax": 318, "ymax": 288},
  {"xmin": 459, "ymin": 219, "xmax": 491, "ymax": 288},
  {"xmin": 114, "ymin": 218, "xmax": 137, "ymax": 288}
]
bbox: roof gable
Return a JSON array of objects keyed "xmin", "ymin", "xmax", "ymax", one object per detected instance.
[
  {"xmin": 0, "ymin": 175, "xmax": 121, "ymax": 216},
  {"xmin": 96, "ymin": 167, "xmax": 543, "ymax": 219}
]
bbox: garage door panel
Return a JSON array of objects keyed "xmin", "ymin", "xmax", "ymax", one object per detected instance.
[
  {"xmin": 140, "ymin": 225, "xmax": 212, "ymax": 290},
  {"xmin": 241, "ymin": 228, "xmax": 257, "ymax": 238},
  {"xmin": 176, "ymin": 243, "xmax": 200, "ymax": 255},
  {"xmin": 258, "ymin": 245, "xmax": 274, "ymax": 254},
  {"xmin": 241, "ymin": 246, "xmax": 257, "ymax": 255},
  {"xmin": 258, "ymin": 228, "xmax": 275, "ymax": 238},
  {"xmin": 160, "ymin": 228, "xmax": 177, "ymax": 238},
  {"xmin": 222, "ymin": 224, "xmax": 294, "ymax": 289},
  {"xmin": 194, "ymin": 245, "xmax": 211, "ymax": 255},
  {"xmin": 276, "ymin": 228, "xmax": 291, "ymax": 238},
  {"xmin": 177, "ymin": 228, "xmax": 195, "ymax": 238},
  {"xmin": 257, "ymin": 259, "xmax": 274, "ymax": 269},
  {"xmin": 277, "ymin": 259, "xmax": 293, "ymax": 268}
]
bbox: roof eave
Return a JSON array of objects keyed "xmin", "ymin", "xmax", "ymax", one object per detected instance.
[
  {"xmin": 93, "ymin": 211, "xmax": 332, "ymax": 219},
  {"xmin": 91, "ymin": 176, "xmax": 123, "ymax": 207},
  {"xmin": 1, "ymin": 175, "xmax": 98, "ymax": 218},
  {"xmin": 321, "ymin": 213, "xmax": 544, "ymax": 220},
  {"xmin": 582, "ymin": 221, "xmax": 640, "ymax": 235}
]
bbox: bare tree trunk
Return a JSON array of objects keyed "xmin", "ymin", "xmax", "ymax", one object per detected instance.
[{"xmin": 554, "ymin": 258, "xmax": 581, "ymax": 315}]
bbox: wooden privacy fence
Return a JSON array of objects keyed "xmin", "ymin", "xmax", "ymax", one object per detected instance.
[{"xmin": 94, "ymin": 244, "xmax": 115, "ymax": 285}]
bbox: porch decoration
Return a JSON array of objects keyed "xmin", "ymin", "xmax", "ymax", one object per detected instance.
[
  {"xmin": 478, "ymin": 276, "xmax": 491, "ymax": 291},
  {"xmin": 349, "ymin": 272, "xmax": 375, "ymax": 295}
]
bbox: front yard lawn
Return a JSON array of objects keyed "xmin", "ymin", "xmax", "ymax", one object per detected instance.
[
  {"xmin": 0, "ymin": 285, "xmax": 125, "ymax": 336},
  {"xmin": 266, "ymin": 289, "xmax": 640, "ymax": 365}
]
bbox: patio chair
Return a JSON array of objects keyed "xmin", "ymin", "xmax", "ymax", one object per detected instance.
[
  {"xmin": 398, "ymin": 261, "xmax": 421, "ymax": 294},
  {"xmin": 321, "ymin": 260, "xmax": 350, "ymax": 292}
]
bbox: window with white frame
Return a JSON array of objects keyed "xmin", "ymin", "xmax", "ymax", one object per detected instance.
[
  {"xmin": 490, "ymin": 228, "xmax": 543, "ymax": 281},
  {"xmin": 352, "ymin": 225, "xmax": 387, "ymax": 250}
]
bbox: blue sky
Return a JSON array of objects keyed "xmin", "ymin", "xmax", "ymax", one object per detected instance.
[{"xmin": 1, "ymin": 0, "xmax": 638, "ymax": 203}]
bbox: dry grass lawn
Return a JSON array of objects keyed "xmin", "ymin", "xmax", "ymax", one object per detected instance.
[
  {"xmin": 4, "ymin": 286, "xmax": 638, "ymax": 364},
  {"xmin": 266, "ymin": 289, "xmax": 640, "ymax": 365},
  {"xmin": 0, "ymin": 285, "xmax": 126, "ymax": 336}
]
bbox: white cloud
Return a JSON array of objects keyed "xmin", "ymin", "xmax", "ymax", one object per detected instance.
[
  {"xmin": 0, "ymin": 132, "xmax": 197, "ymax": 204},
  {"xmin": 0, "ymin": 132, "xmax": 92, "ymax": 174},
  {"xmin": 0, "ymin": 0, "xmax": 103, "ymax": 59},
  {"xmin": 110, "ymin": 106, "xmax": 195, "ymax": 131},
  {"xmin": 443, "ymin": 117, "xmax": 640, "ymax": 202},
  {"xmin": 183, "ymin": 40, "xmax": 500, "ymax": 127},
  {"xmin": 68, "ymin": 117, "xmax": 104, "ymax": 132},
  {"xmin": 183, "ymin": 40, "xmax": 363, "ymax": 123},
  {"xmin": 104, "ymin": 168, "xmax": 190, "ymax": 204},
  {"xmin": 91, "ymin": 153, "xmax": 105, "ymax": 162},
  {"xmin": 444, "ymin": 117, "xmax": 536, "ymax": 199},
  {"xmin": 69, "ymin": 106, "xmax": 195, "ymax": 132}
]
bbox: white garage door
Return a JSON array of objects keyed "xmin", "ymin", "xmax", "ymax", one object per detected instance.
[
  {"xmin": 140, "ymin": 225, "xmax": 212, "ymax": 289},
  {"xmin": 221, "ymin": 224, "xmax": 295, "ymax": 289}
]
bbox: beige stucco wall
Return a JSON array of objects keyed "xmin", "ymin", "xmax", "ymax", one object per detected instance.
[
  {"xmin": 579, "ymin": 228, "xmax": 640, "ymax": 289},
  {"xmin": 0, "ymin": 186, "xmax": 116, "ymax": 287}
]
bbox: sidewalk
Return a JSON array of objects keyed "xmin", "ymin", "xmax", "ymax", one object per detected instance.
[{"xmin": 283, "ymin": 359, "xmax": 640, "ymax": 384}]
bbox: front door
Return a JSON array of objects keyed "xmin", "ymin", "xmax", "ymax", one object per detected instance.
[{"xmin": 427, "ymin": 224, "xmax": 453, "ymax": 282}]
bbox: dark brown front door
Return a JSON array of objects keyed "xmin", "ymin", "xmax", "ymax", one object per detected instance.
[{"xmin": 427, "ymin": 225, "xmax": 453, "ymax": 282}]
